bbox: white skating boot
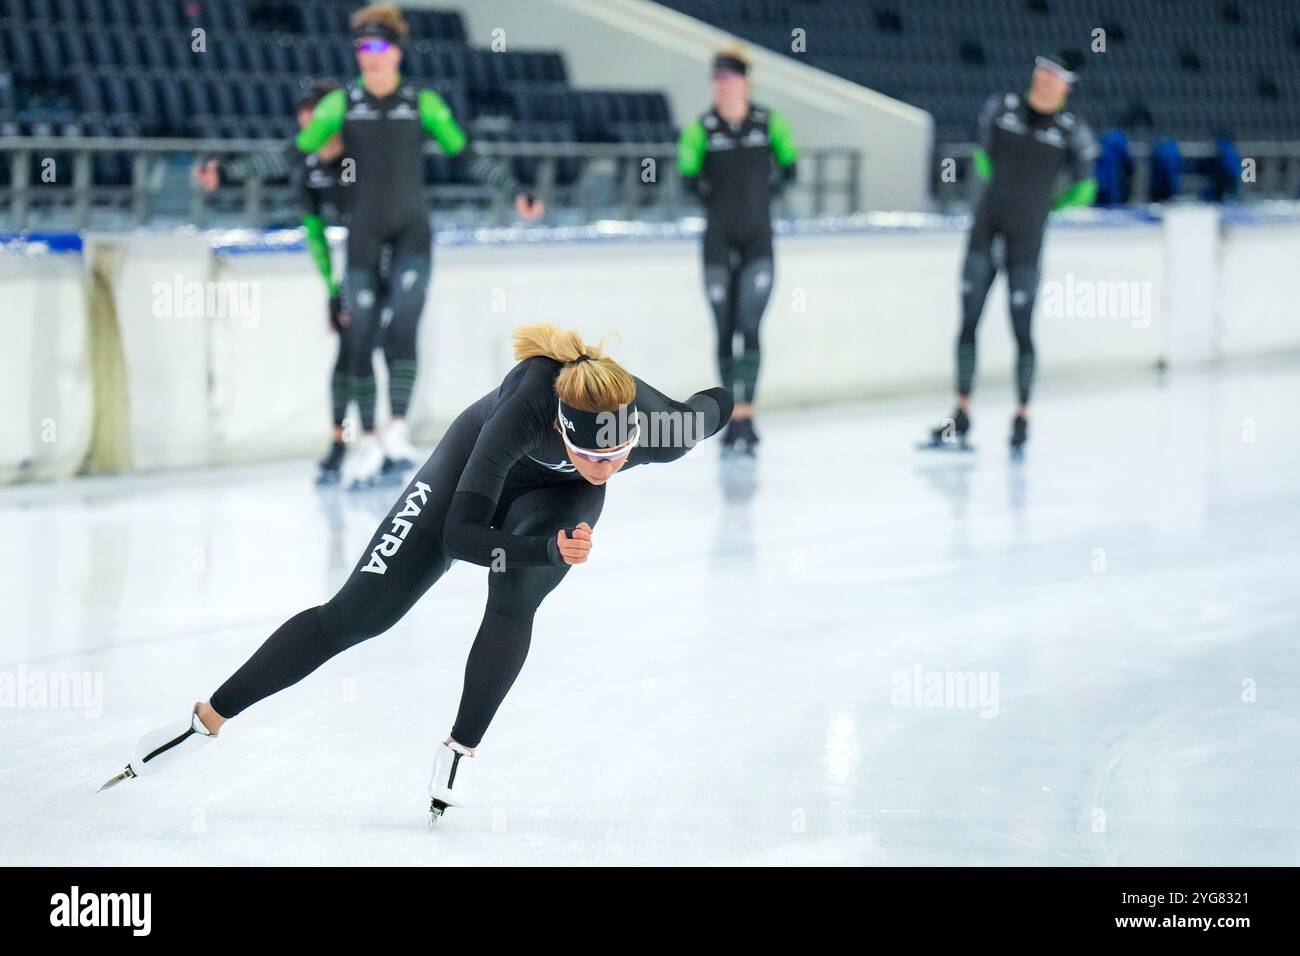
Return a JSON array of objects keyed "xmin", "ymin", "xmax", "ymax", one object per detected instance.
[
  {"xmin": 427, "ymin": 739, "xmax": 474, "ymax": 826},
  {"xmin": 381, "ymin": 418, "xmax": 420, "ymax": 474},
  {"xmin": 341, "ymin": 433, "xmax": 384, "ymax": 490},
  {"xmin": 98, "ymin": 704, "xmax": 218, "ymax": 791}
]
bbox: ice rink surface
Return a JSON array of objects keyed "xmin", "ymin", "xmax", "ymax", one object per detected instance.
[{"xmin": 1, "ymin": 358, "xmax": 1297, "ymax": 866}]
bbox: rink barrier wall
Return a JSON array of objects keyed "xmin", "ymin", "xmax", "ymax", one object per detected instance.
[
  {"xmin": 0, "ymin": 234, "xmax": 92, "ymax": 484},
  {"xmin": 2, "ymin": 205, "xmax": 1298, "ymax": 482}
]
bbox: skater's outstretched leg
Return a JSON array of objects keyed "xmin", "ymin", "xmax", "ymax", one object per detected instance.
[
  {"xmin": 102, "ymin": 422, "xmax": 479, "ymax": 790},
  {"xmin": 213, "ymin": 433, "xmax": 472, "ymax": 720}
]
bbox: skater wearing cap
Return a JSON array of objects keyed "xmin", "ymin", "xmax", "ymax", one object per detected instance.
[
  {"xmin": 101, "ymin": 324, "xmax": 733, "ymax": 824},
  {"xmin": 677, "ymin": 45, "xmax": 799, "ymax": 458},
  {"xmin": 298, "ymin": 3, "xmax": 544, "ymax": 489},
  {"xmin": 922, "ymin": 50, "xmax": 1098, "ymax": 456}
]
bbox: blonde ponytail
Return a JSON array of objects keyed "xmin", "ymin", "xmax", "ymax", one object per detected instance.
[{"xmin": 512, "ymin": 323, "xmax": 636, "ymax": 412}]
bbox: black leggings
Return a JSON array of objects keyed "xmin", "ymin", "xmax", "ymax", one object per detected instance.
[
  {"xmin": 210, "ymin": 413, "xmax": 606, "ymax": 748},
  {"xmin": 956, "ymin": 213, "xmax": 1043, "ymax": 406},
  {"xmin": 343, "ymin": 215, "xmax": 432, "ymax": 430},
  {"xmin": 703, "ymin": 227, "xmax": 774, "ymax": 405}
]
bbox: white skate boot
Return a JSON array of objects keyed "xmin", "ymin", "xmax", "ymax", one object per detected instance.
[
  {"xmin": 381, "ymin": 419, "xmax": 420, "ymax": 474},
  {"xmin": 341, "ymin": 433, "xmax": 384, "ymax": 490},
  {"xmin": 98, "ymin": 704, "xmax": 218, "ymax": 791},
  {"xmin": 427, "ymin": 739, "xmax": 474, "ymax": 826}
]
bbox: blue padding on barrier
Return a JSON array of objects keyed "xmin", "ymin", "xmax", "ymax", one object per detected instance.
[
  {"xmin": 0, "ymin": 232, "xmax": 84, "ymax": 254},
  {"xmin": 202, "ymin": 202, "xmax": 1296, "ymax": 255}
]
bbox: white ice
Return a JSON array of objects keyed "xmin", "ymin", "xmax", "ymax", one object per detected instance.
[{"xmin": 1, "ymin": 359, "xmax": 1298, "ymax": 865}]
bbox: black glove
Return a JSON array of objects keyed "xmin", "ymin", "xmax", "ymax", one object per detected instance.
[
  {"xmin": 328, "ymin": 293, "xmax": 346, "ymax": 332},
  {"xmin": 770, "ymin": 162, "xmax": 797, "ymax": 199}
]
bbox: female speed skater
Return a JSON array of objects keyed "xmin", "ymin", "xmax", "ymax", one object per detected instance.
[
  {"xmin": 299, "ymin": 3, "xmax": 544, "ymax": 489},
  {"xmin": 677, "ymin": 44, "xmax": 798, "ymax": 458},
  {"xmin": 920, "ymin": 49, "xmax": 1097, "ymax": 457},
  {"xmin": 100, "ymin": 324, "xmax": 734, "ymax": 824}
]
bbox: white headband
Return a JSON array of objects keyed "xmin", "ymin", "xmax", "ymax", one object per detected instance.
[{"xmin": 1035, "ymin": 56, "xmax": 1077, "ymax": 84}]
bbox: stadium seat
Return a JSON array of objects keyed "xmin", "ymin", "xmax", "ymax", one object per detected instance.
[
  {"xmin": 0, "ymin": 0, "xmax": 680, "ymax": 207},
  {"xmin": 655, "ymin": 0, "xmax": 1300, "ymax": 142}
]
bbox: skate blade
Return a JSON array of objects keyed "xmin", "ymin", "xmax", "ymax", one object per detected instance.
[
  {"xmin": 916, "ymin": 439, "xmax": 975, "ymax": 453},
  {"xmin": 428, "ymin": 798, "xmax": 449, "ymax": 830},
  {"xmin": 97, "ymin": 767, "xmax": 135, "ymax": 792}
]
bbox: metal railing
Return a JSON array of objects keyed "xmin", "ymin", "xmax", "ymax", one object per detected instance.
[
  {"xmin": 0, "ymin": 135, "xmax": 863, "ymax": 230},
  {"xmin": 932, "ymin": 140, "xmax": 1300, "ymax": 210}
]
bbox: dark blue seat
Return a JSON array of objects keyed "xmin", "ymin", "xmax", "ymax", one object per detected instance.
[
  {"xmin": 258, "ymin": 76, "xmax": 293, "ymax": 117},
  {"xmin": 57, "ymin": 27, "xmax": 91, "ymax": 68},
  {"xmin": 261, "ymin": 37, "xmax": 292, "ymax": 75},
  {"xmin": 0, "ymin": 69, "xmax": 14, "ymax": 115},
  {"xmin": 512, "ymin": 119, "xmax": 582, "ymax": 186},
  {"xmin": 1, "ymin": 24, "xmax": 40, "ymax": 81},
  {"xmin": 154, "ymin": 71, "xmax": 187, "ymax": 134},
  {"xmin": 126, "ymin": 73, "xmax": 163, "ymax": 134},
  {"xmin": 231, "ymin": 76, "xmax": 263, "ymax": 116},
  {"xmin": 52, "ymin": 0, "xmax": 91, "ymax": 23},
  {"xmin": 108, "ymin": 28, "xmax": 144, "ymax": 70},
  {"xmin": 97, "ymin": 71, "xmax": 133, "ymax": 118},
  {"xmin": 34, "ymin": 31, "xmax": 63, "ymax": 78},
  {"xmin": 131, "ymin": 0, "xmax": 180, "ymax": 28},
  {"xmin": 74, "ymin": 72, "xmax": 105, "ymax": 115},
  {"xmin": 284, "ymin": 38, "xmax": 317, "ymax": 76},
  {"xmin": 206, "ymin": 76, "xmax": 238, "ymax": 117}
]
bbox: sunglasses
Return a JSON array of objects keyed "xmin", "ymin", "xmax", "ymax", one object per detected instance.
[
  {"xmin": 562, "ymin": 424, "xmax": 640, "ymax": 464},
  {"xmin": 354, "ymin": 38, "xmax": 393, "ymax": 54}
]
